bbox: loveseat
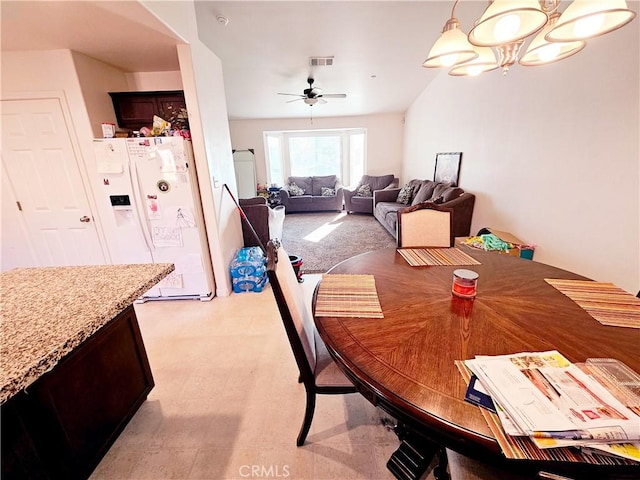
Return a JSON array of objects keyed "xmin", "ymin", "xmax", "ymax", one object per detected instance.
[
  {"xmin": 279, "ymin": 175, "xmax": 344, "ymax": 213},
  {"xmin": 344, "ymin": 174, "xmax": 399, "ymax": 214},
  {"xmin": 374, "ymin": 179, "xmax": 475, "ymax": 239}
]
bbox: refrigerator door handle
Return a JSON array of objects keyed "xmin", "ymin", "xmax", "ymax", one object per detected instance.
[{"xmin": 129, "ymin": 161, "xmax": 155, "ymax": 253}]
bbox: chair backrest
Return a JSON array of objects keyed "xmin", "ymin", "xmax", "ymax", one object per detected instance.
[
  {"xmin": 266, "ymin": 241, "xmax": 317, "ymax": 383},
  {"xmin": 238, "ymin": 197, "xmax": 269, "ymax": 248},
  {"xmin": 397, "ymin": 203, "xmax": 454, "ymax": 248}
]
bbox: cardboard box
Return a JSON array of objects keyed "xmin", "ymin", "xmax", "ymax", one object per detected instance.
[{"xmin": 475, "ymin": 228, "xmax": 535, "ymax": 260}]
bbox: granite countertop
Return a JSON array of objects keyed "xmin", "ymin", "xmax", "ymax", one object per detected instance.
[{"xmin": 0, "ymin": 263, "xmax": 173, "ymax": 404}]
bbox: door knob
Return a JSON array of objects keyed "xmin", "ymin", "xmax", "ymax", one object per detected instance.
[{"xmin": 80, "ymin": 216, "xmax": 91, "ymax": 223}]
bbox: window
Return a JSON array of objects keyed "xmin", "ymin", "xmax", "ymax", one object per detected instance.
[{"xmin": 263, "ymin": 129, "xmax": 366, "ymax": 187}]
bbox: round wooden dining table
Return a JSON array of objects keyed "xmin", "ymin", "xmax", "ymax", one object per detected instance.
[{"xmin": 312, "ymin": 246, "xmax": 640, "ymax": 479}]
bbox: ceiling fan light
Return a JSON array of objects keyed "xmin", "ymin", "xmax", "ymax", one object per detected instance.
[
  {"xmin": 449, "ymin": 46, "xmax": 499, "ymax": 76},
  {"xmin": 520, "ymin": 13, "xmax": 586, "ymax": 66},
  {"xmin": 423, "ymin": 18, "xmax": 478, "ymax": 68},
  {"xmin": 468, "ymin": 0, "xmax": 548, "ymax": 47},
  {"xmin": 546, "ymin": 0, "xmax": 637, "ymax": 41}
]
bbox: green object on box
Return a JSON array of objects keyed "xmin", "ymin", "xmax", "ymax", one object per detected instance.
[
  {"xmin": 471, "ymin": 228, "xmax": 535, "ymax": 261},
  {"xmin": 519, "ymin": 248, "xmax": 534, "ymax": 260}
]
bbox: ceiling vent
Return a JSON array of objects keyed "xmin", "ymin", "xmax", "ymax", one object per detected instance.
[{"xmin": 309, "ymin": 56, "xmax": 334, "ymax": 67}]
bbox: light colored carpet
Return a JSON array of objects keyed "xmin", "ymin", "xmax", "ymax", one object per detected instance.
[{"xmin": 281, "ymin": 212, "xmax": 396, "ymax": 273}]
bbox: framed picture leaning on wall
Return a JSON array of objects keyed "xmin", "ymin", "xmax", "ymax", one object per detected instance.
[{"xmin": 434, "ymin": 152, "xmax": 462, "ymax": 187}]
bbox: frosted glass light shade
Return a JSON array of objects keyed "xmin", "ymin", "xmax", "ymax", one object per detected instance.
[
  {"xmin": 546, "ymin": 0, "xmax": 637, "ymax": 41},
  {"xmin": 449, "ymin": 47, "xmax": 499, "ymax": 76},
  {"xmin": 423, "ymin": 22, "xmax": 478, "ymax": 68},
  {"xmin": 468, "ymin": 0, "xmax": 548, "ymax": 47},
  {"xmin": 520, "ymin": 13, "xmax": 586, "ymax": 66}
]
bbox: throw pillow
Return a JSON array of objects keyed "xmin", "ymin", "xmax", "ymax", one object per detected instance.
[
  {"xmin": 430, "ymin": 183, "xmax": 452, "ymax": 201},
  {"xmin": 288, "ymin": 183, "xmax": 305, "ymax": 196},
  {"xmin": 321, "ymin": 187, "xmax": 336, "ymax": 196},
  {"xmin": 396, "ymin": 184, "xmax": 413, "ymax": 205},
  {"xmin": 355, "ymin": 184, "xmax": 372, "ymax": 197},
  {"xmin": 411, "ymin": 181, "xmax": 437, "ymax": 205}
]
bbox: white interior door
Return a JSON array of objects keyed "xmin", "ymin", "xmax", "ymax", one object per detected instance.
[{"xmin": 1, "ymin": 98, "xmax": 106, "ymax": 267}]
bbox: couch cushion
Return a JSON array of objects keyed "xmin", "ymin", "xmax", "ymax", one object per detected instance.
[
  {"xmin": 355, "ymin": 184, "xmax": 372, "ymax": 197},
  {"xmin": 288, "ymin": 176, "xmax": 312, "ymax": 194},
  {"xmin": 288, "ymin": 194, "xmax": 313, "ymax": 204},
  {"xmin": 351, "ymin": 195, "xmax": 372, "ymax": 206},
  {"xmin": 431, "ymin": 182, "xmax": 449, "ymax": 196},
  {"xmin": 375, "ymin": 201, "xmax": 403, "ymax": 220},
  {"xmin": 407, "ymin": 179, "xmax": 425, "ymax": 192},
  {"xmin": 411, "ymin": 180, "xmax": 437, "ymax": 205},
  {"xmin": 429, "ymin": 183, "xmax": 464, "ymax": 203},
  {"xmin": 386, "ymin": 211, "xmax": 398, "ymax": 235},
  {"xmin": 311, "ymin": 175, "xmax": 337, "ymax": 196},
  {"xmin": 361, "ymin": 174, "xmax": 394, "ymax": 191},
  {"xmin": 288, "ymin": 183, "xmax": 305, "ymax": 196},
  {"xmin": 442, "ymin": 186, "xmax": 464, "ymax": 202}
]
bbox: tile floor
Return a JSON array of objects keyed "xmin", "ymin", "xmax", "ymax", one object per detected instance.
[{"xmin": 90, "ymin": 274, "xmax": 414, "ymax": 480}]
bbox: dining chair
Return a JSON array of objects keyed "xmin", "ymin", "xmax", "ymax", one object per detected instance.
[
  {"xmin": 266, "ymin": 241, "xmax": 357, "ymax": 446},
  {"xmin": 396, "ymin": 202, "xmax": 454, "ymax": 248}
]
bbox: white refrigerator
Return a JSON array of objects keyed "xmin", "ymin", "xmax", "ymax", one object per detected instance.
[{"xmin": 93, "ymin": 137, "xmax": 215, "ymax": 301}]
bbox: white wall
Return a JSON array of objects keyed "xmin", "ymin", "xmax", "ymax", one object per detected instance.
[
  {"xmin": 72, "ymin": 51, "xmax": 129, "ymax": 138},
  {"xmin": 403, "ymin": 23, "xmax": 639, "ymax": 294},
  {"xmin": 143, "ymin": 0, "xmax": 242, "ymax": 296},
  {"xmin": 0, "ymin": 40, "xmax": 240, "ymax": 296},
  {"xmin": 1, "ymin": 49, "xmax": 113, "ymax": 265},
  {"xmin": 229, "ymin": 113, "xmax": 405, "ymax": 187},
  {"xmin": 125, "ymin": 71, "xmax": 183, "ymax": 91}
]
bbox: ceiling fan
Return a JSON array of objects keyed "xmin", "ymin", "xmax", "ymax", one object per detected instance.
[{"xmin": 278, "ymin": 77, "xmax": 347, "ymax": 106}]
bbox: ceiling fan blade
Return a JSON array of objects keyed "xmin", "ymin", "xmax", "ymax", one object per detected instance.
[
  {"xmin": 320, "ymin": 94, "xmax": 347, "ymax": 98},
  {"xmin": 286, "ymin": 98, "xmax": 304, "ymax": 103},
  {"xmin": 278, "ymin": 93, "xmax": 304, "ymax": 97},
  {"xmin": 318, "ymin": 98, "xmax": 328, "ymax": 104}
]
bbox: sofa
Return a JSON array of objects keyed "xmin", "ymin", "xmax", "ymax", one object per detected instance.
[
  {"xmin": 279, "ymin": 175, "xmax": 344, "ymax": 213},
  {"xmin": 343, "ymin": 174, "xmax": 399, "ymax": 214},
  {"xmin": 374, "ymin": 179, "xmax": 475, "ymax": 239}
]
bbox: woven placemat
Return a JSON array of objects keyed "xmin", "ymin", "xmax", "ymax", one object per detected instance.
[
  {"xmin": 545, "ymin": 279, "xmax": 640, "ymax": 329},
  {"xmin": 315, "ymin": 274, "xmax": 383, "ymax": 318},
  {"xmin": 398, "ymin": 247, "xmax": 481, "ymax": 267}
]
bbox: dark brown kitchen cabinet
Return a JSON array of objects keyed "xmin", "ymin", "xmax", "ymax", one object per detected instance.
[
  {"xmin": 1, "ymin": 305, "xmax": 154, "ymax": 480},
  {"xmin": 109, "ymin": 90, "xmax": 185, "ymax": 130}
]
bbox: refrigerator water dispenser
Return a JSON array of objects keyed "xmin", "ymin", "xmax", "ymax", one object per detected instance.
[{"xmin": 110, "ymin": 195, "xmax": 134, "ymax": 226}]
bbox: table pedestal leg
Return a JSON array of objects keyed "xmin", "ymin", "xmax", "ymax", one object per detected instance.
[{"xmin": 386, "ymin": 423, "xmax": 450, "ymax": 480}]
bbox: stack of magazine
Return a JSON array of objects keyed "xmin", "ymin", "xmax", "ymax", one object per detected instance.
[{"xmin": 463, "ymin": 351, "xmax": 640, "ymax": 463}]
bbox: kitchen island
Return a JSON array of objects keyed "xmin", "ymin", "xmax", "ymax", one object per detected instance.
[{"xmin": 1, "ymin": 263, "xmax": 173, "ymax": 480}]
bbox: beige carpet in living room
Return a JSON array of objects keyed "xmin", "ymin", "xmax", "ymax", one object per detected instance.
[{"xmin": 280, "ymin": 212, "xmax": 396, "ymax": 273}]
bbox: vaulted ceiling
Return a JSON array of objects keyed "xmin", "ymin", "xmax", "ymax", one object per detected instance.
[
  {"xmin": 2, "ymin": 1, "xmax": 478, "ymax": 120},
  {"xmin": 8, "ymin": 1, "xmax": 627, "ymax": 122}
]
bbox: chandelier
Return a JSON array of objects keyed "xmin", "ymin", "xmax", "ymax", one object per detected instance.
[{"xmin": 423, "ymin": 0, "xmax": 637, "ymax": 77}]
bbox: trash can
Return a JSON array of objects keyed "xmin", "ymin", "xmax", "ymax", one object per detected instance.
[
  {"xmin": 289, "ymin": 255, "xmax": 304, "ymax": 283},
  {"xmin": 269, "ymin": 205, "xmax": 285, "ymax": 241}
]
